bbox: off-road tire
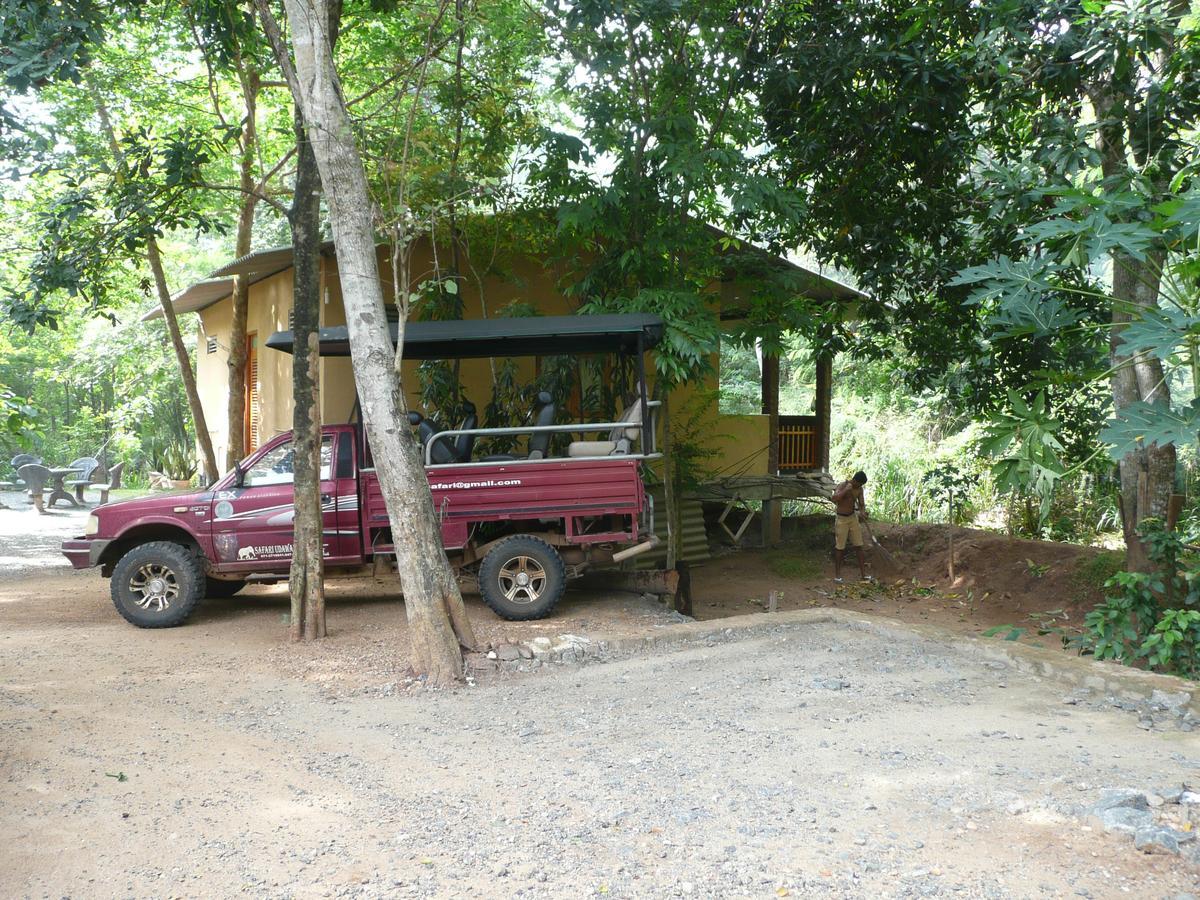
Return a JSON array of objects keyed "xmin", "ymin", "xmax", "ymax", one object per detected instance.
[
  {"xmin": 110, "ymin": 541, "xmax": 204, "ymax": 628},
  {"xmin": 205, "ymin": 577, "xmax": 246, "ymax": 599},
  {"xmin": 478, "ymin": 535, "xmax": 566, "ymax": 621}
]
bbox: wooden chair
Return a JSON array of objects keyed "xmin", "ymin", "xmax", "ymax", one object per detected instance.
[
  {"xmin": 65, "ymin": 457, "xmax": 100, "ymax": 503},
  {"xmin": 17, "ymin": 463, "xmax": 50, "ymax": 513},
  {"xmin": 86, "ymin": 461, "xmax": 124, "ymax": 504}
]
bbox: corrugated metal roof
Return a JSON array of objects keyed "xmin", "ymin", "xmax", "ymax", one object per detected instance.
[
  {"xmin": 142, "ymin": 241, "xmax": 337, "ymax": 321},
  {"xmin": 209, "ymin": 241, "xmax": 333, "ymax": 279},
  {"xmin": 140, "ymin": 278, "xmax": 234, "ymax": 322}
]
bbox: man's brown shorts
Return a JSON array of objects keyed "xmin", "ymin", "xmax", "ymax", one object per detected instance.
[{"xmin": 835, "ymin": 513, "xmax": 863, "ymax": 550}]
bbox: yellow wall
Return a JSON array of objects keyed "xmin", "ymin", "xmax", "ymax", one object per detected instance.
[
  {"xmin": 192, "ymin": 238, "xmax": 772, "ymax": 479},
  {"xmin": 197, "ymin": 267, "xmax": 295, "ymax": 469}
]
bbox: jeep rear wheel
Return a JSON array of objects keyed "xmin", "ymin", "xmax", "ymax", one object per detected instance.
[
  {"xmin": 111, "ymin": 541, "xmax": 204, "ymax": 628},
  {"xmin": 478, "ymin": 535, "xmax": 566, "ymax": 621}
]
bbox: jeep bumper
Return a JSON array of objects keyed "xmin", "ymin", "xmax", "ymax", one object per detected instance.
[{"xmin": 61, "ymin": 538, "xmax": 111, "ymax": 569}]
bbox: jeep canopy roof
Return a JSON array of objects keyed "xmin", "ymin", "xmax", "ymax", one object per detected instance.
[{"xmin": 265, "ymin": 312, "xmax": 666, "ymax": 360}]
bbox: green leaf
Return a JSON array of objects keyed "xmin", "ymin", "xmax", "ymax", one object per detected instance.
[
  {"xmin": 1100, "ymin": 399, "xmax": 1200, "ymax": 458},
  {"xmin": 1117, "ymin": 307, "xmax": 1200, "ymax": 360}
]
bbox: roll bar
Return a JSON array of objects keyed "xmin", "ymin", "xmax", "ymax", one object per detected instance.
[{"xmin": 425, "ymin": 400, "xmax": 662, "ymax": 466}]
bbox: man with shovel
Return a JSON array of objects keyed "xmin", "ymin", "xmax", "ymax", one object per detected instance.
[{"xmin": 832, "ymin": 470, "xmax": 869, "ymax": 583}]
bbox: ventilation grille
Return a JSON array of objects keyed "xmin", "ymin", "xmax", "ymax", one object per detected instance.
[
  {"xmin": 288, "ymin": 309, "xmax": 295, "ymax": 330},
  {"xmin": 206, "ymin": 337, "xmax": 218, "ymax": 354}
]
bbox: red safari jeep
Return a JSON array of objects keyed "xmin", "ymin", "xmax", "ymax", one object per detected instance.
[{"xmin": 62, "ymin": 313, "xmax": 665, "ymax": 628}]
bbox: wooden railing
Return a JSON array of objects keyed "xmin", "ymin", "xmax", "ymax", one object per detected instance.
[{"xmin": 778, "ymin": 415, "xmax": 820, "ymax": 471}]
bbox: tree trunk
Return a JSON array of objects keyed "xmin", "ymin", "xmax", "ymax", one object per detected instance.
[
  {"xmin": 1110, "ymin": 252, "xmax": 1176, "ymax": 571},
  {"xmin": 288, "ymin": 109, "xmax": 326, "ymax": 642},
  {"xmin": 1091, "ymin": 83, "xmax": 1177, "ymax": 571},
  {"xmin": 146, "ymin": 238, "xmax": 221, "ymax": 485},
  {"xmin": 275, "ymin": 0, "xmax": 477, "ymax": 682}
]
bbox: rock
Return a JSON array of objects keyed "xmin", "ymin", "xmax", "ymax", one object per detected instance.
[
  {"xmin": 1134, "ymin": 825, "xmax": 1181, "ymax": 855},
  {"xmin": 1091, "ymin": 789, "xmax": 1149, "ymax": 813},
  {"xmin": 486, "ymin": 650, "xmax": 498, "ymax": 660},
  {"xmin": 1095, "ymin": 806, "xmax": 1155, "ymax": 835},
  {"xmin": 1006, "ymin": 800, "xmax": 1027, "ymax": 815},
  {"xmin": 518, "ymin": 645, "xmax": 533, "ymax": 660},
  {"xmin": 814, "ymin": 678, "xmax": 850, "ymax": 691},
  {"xmin": 1150, "ymin": 689, "xmax": 1191, "ymax": 714},
  {"xmin": 1160, "ymin": 786, "xmax": 1185, "ymax": 804},
  {"xmin": 495, "ymin": 644, "xmax": 521, "ymax": 662},
  {"xmin": 1181, "ymin": 791, "xmax": 1200, "ymax": 805}
]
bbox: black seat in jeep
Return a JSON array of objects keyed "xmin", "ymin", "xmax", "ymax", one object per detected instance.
[
  {"xmin": 454, "ymin": 401, "xmax": 478, "ymax": 461},
  {"xmin": 409, "ymin": 401, "xmax": 480, "ymax": 464},
  {"xmin": 408, "ymin": 410, "xmax": 455, "ymax": 464},
  {"xmin": 482, "ymin": 391, "xmax": 555, "ymax": 461}
]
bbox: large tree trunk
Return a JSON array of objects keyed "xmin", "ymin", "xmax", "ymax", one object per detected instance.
[
  {"xmin": 1110, "ymin": 251, "xmax": 1176, "ymax": 571},
  {"xmin": 288, "ymin": 109, "xmax": 326, "ymax": 642},
  {"xmin": 275, "ymin": 0, "xmax": 477, "ymax": 682},
  {"xmin": 1092, "ymin": 81, "xmax": 1178, "ymax": 571}
]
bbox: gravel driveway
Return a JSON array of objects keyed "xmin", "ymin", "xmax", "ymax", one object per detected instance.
[
  {"xmin": 3, "ymin": 573, "xmax": 1198, "ymax": 899},
  {"xmin": 0, "ymin": 490, "xmax": 90, "ymax": 579}
]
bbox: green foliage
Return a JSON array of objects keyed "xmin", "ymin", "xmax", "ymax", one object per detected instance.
[
  {"xmin": 979, "ymin": 391, "xmax": 1066, "ymax": 519},
  {"xmin": 922, "ymin": 462, "xmax": 978, "ymax": 525},
  {"xmin": 1082, "ymin": 518, "xmax": 1200, "ymax": 679},
  {"xmin": 155, "ymin": 442, "xmax": 197, "ymax": 482},
  {"xmin": 983, "ymin": 625, "xmax": 1025, "ymax": 642},
  {"xmin": 1140, "ymin": 609, "xmax": 1200, "ymax": 678},
  {"xmin": 1074, "ymin": 551, "xmax": 1125, "ymax": 593},
  {"xmin": 0, "ymin": 385, "xmax": 38, "ymax": 447},
  {"xmin": 1099, "ymin": 400, "xmax": 1200, "ymax": 461}
]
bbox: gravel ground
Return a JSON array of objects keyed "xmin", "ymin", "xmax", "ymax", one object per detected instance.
[
  {"xmin": 2, "ymin": 572, "xmax": 1198, "ymax": 899},
  {"xmin": 0, "ymin": 490, "xmax": 91, "ymax": 579}
]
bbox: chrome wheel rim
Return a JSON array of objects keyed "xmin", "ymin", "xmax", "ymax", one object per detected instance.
[
  {"xmin": 129, "ymin": 563, "xmax": 179, "ymax": 612},
  {"xmin": 497, "ymin": 555, "xmax": 546, "ymax": 605}
]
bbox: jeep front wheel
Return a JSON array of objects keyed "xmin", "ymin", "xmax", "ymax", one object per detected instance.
[
  {"xmin": 110, "ymin": 541, "xmax": 204, "ymax": 628},
  {"xmin": 478, "ymin": 535, "xmax": 566, "ymax": 621}
]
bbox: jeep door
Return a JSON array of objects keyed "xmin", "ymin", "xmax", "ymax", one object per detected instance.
[{"xmin": 210, "ymin": 434, "xmax": 341, "ymax": 572}]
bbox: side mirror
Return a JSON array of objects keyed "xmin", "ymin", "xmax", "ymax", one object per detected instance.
[{"xmin": 234, "ymin": 460, "xmax": 245, "ymax": 488}]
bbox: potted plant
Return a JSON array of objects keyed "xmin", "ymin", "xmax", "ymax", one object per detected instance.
[{"xmin": 152, "ymin": 443, "xmax": 197, "ymax": 491}]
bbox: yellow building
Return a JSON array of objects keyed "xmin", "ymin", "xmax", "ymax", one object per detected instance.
[{"xmin": 153, "ymin": 237, "xmax": 861, "ymax": 488}]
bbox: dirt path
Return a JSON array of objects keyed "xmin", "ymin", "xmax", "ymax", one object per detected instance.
[{"xmin": 2, "ymin": 569, "xmax": 1198, "ymax": 898}]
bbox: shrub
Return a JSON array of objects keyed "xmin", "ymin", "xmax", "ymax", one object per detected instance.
[{"xmin": 1081, "ymin": 518, "xmax": 1200, "ymax": 679}]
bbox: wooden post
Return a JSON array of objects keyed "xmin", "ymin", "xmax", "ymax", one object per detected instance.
[
  {"xmin": 815, "ymin": 354, "xmax": 832, "ymax": 472},
  {"xmin": 761, "ymin": 350, "xmax": 782, "ymax": 545}
]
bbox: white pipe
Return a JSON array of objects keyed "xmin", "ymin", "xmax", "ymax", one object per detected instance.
[{"xmin": 611, "ymin": 536, "xmax": 660, "ymax": 563}]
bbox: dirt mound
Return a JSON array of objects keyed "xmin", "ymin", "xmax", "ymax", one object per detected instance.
[
  {"xmin": 690, "ymin": 516, "xmax": 1123, "ymax": 648},
  {"xmin": 876, "ymin": 522, "xmax": 1120, "ymax": 616}
]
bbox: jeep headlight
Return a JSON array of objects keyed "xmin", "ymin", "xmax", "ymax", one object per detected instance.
[{"xmin": 84, "ymin": 514, "xmax": 99, "ymax": 536}]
